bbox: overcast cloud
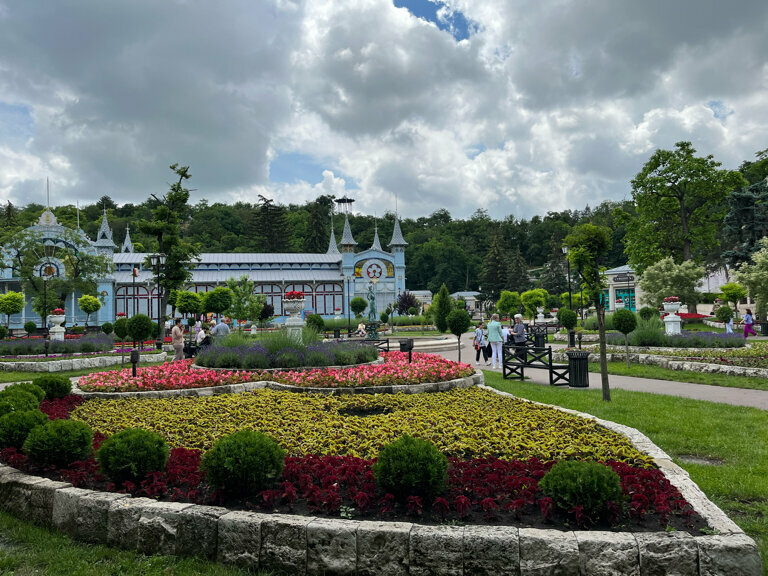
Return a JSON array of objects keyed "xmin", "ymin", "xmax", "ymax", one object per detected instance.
[{"xmin": 0, "ymin": 0, "xmax": 766, "ymax": 220}]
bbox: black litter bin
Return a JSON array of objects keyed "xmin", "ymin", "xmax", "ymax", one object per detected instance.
[
  {"xmin": 333, "ymin": 328, "xmax": 341, "ymax": 339},
  {"xmin": 566, "ymin": 351, "xmax": 590, "ymax": 388},
  {"xmin": 568, "ymin": 330, "xmax": 576, "ymax": 348},
  {"xmin": 399, "ymin": 338, "xmax": 414, "ymax": 362},
  {"xmin": 761, "ymin": 323, "xmax": 768, "ymax": 336},
  {"xmin": 534, "ymin": 331, "xmax": 547, "ymax": 349}
]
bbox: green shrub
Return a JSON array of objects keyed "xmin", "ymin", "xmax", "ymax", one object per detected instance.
[
  {"xmin": 219, "ymin": 331, "xmax": 252, "ymax": 348},
  {"xmin": 274, "ymin": 351, "xmax": 300, "ymax": 368},
  {"xmin": 612, "ymin": 309, "xmax": 637, "ymax": 335},
  {"xmin": 305, "ymin": 314, "xmax": 325, "ymax": 333},
  {"xmin": 32, "ymin": 374, "xmax": 72, "ymax": 400},
  {"xmin": 716, "ymin": 306, "xmax": 734, "ymax": 323},
  {"xmin": 638, "ymin": 306, "xmax": 658, "ymax": 321},
  {"xmin": 0, "ymin": 410, "xmax": 49, "ymax": 448},
  {"xmin": 407, "ymin": 307, "xmax": 417, "ymax": 316},
  {"xmin": 4, "ymin": 382, "xmax": 45, "ymax": 403},
  {"xmin": 126, "ymin": 314, "xmax": 154, "ymax": 343},
  {"xmin": 0, "ymin": 389, "xmax": 39, "ymax": 417},
  {"xmin": 379, "ymin": 312, "xmax": 389, "ymax": 324},
  {"xmin": 628, "ymin": 317, "xmax": 665, "ymax": 347},
  {"xmin": 556, "ymin": 308, "xmax": 578, "ymax": 330},
  {"xmin": 68, "ymin": 326, "xmax": 86, "ymax": 335},
  {"xmin": 101, "ymin": 322, "xmax": 114, "ymax": 335},
  {"xmin": 0, "ymin": 326, "xmax": 7, "ymax": 340},
  {"xmin": 214, "ymin": 351, "xmax": 241, "ymax": 369},
  {"xmin": 582, "ymin": 313, "xmax": 614, "ymax": 331},
  {"xmin": 539, "ymin": 460, "xmax": 623, "ymax": 520},
  {"xmin": 96, "ymin": 428, "xmax": 169, "ymax": 484},
  {"xmin": 201, "ymin": 430, "xmax": 285, "ymax": 496},
  {"xmin": 24, "ymin": 321, "xmax": 37, "ymax": 335},
  {"xmin": 241, "ymin": 353, "xmax": 271, "ymax": 370},
  {"xmin": 23, "ymin": 420, "xmax": 93, "ymax": 467},
  {"xmin": 372, "ymin": 435, "xmax": 448, "ymax": 502},
  {"xmin": 113, "ymin": 317, "xmax": 129, "ymax": 341}
]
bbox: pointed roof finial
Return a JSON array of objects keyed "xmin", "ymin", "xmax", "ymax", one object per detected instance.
[
  {"xmin": 371, "ymin": 224, "xmax": 383, "ymax": 251},
  {"xmin": 340, "ymin": 213, "xmax": 357, "ymax": 247},
  {"xmin": 93, "ymin": 208, "xmax": 117, "ymax": 251},
  {"xmin": 388, "ymin": 217, "xmax": 408, "ymax": 247},
  {"xmin": 122, "ymin": 224, "xmax": 134, "ymax": 253},
  {"xmin": 326, "ymin": 219, "xmax": 340, "ymax": 255}
]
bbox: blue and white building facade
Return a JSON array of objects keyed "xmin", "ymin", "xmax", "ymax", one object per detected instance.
[{"xmin": 0, "ymin": 208, "xmax": 407, "ymax": 328}]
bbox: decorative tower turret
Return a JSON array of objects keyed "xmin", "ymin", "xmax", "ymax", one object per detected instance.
[
  {"xmin": 388, "ymin": 217, "xmax": 408, "ymax": 295},
  {"xmin": 93, "ymin": 208, "xmax": 117, "ymax": 256},
  {"xmin": 121, "ymin": 224, "xmax": 134, "ymax": 253}
]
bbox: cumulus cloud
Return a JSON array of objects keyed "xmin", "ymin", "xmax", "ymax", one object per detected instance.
[{"xmin": 0, "ymin": 0, "xmax": 766, "ymax": 219}]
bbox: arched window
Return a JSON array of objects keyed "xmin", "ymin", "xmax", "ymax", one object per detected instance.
[
  {"xmin": 315, "ymin": 283, "xmax": 343, "ymax": 315},
  {"xmin": 255, "ymin": 284, "xmax": 284, "ymax": 316},
  {"xmin": 115, "ymin": 285, "xmax": 150, "ymax": 317}
]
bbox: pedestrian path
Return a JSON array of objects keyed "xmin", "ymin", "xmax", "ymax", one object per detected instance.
[{"xmin": 436, "ymin": 332, "xmax": 768, "ymax": 411}]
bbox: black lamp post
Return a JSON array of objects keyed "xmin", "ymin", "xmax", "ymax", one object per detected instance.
[
  {"xmin": 149, "ymin": 253, "xmax": 166, "ymax": 349},
  {"xmin": 42, "ymin": 274, "xmax": 48, "ymax": 333},
  {"xmin": 346, "ymin": 275, "xmax": 352, "ymax": 336},
  {"xmin": 562, "ymin": 246, "xmax": 573, "ymax": 310}
]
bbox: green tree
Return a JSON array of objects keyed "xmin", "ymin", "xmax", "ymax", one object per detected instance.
[
  {"xmin": 77, "ymin": 294, "xmax": 101, "ymax": 327},
  {"xmin": 135, "ymin": 164, "xmax": 200, "ymax": 334},
  {"xmin": 303, "ymin": 196, "xmax": 334, "ymax": 253},
  {"xmin": 638, "ymin": 257, "xmax": 705, "ymax": 309},
  {"xmin": 565, "ymin": 223, "xmax": 613, "ymax": 401},
  {"xmin": 540, "ymin": 238, "xmax": 569, "ymax": 296},
  {"xmin": 520, "ymin": 289, "xmax": 548, "ymax": 318},
  {"xmin": 202, "ymin": 287, "xmax": 233, "ymax": 319},
  {"xmin": 612, "ymin": 309, "xmax": 637, "ymax": 369},
  {"xmin": 505, "ymin": 246, "xmax": 531, "ymax": 294},
  {"xmin": 496, "ymin": 291, "xmax": 521, "ymax": 318},
  {"xmin": 446, "ymin": 309, "xmax": 472, "ymax": 362},
  {"xmin": 0, "ymin": 292, "xmax": 25, "ymax": 328},
  {"xmin": 718, "ymin": 282, "xmax": 748, "ymax": 320},
  {"xmin": 350, "ymin": 297, "xmax": 367, "ymax": 318},
  {"xmin": 733, "ymin": 238, "xmax": 768, "ymax": 322},
  {"xmin": 721, "ymin": 179, "xmax": 768, "ymax": 267},
  {"xmin": 226, "ymin": 276, "xmax": 265, "ymax": 327},
  {"xmin": 126, "ymin": 314, "xmax": 154, "ymax": 346},
  {"xmin": 480, "ymin": 232, "xmax": 508, "ymax": 298},
  {"xmin": 249, "ymin": 195, "xmax": 290, "ymax": 252},
  {"xmin": 625, "ymin": 141, "xmax": 746, "ymax": 272},
  {"xmin": 432, "ymin": 284, "xmax": 453, "ymax": 333},
  {"xmin": 175, "ymin": 291, "xmax": 203, "ymax": 338},
  {"xmin": 397, "ymin": 291, "xmax": 419, "ymax": 315}
]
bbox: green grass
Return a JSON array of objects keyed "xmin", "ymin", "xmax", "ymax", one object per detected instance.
[
  {"xmin": 0, "ymin": 362, "xmax": 160, "ymax": 384},
  {"xmin": 589, "ymin": 361, "xmax": 768, "ymax": 391},
  {"xmin": 485, "ymin": 371, "xmax": 768, "ymax": 572},
  {"xmin": 0, "ymin": 510, "xmax": 270, "ymax": 575},
  {"xmin": 683, "ymin": 320, "xmax": 725, "ymax": 333}
]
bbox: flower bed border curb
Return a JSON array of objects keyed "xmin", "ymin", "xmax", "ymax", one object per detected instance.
[
  {"xmin": 0, "ymin": 352, "xmax": 167, "ymax": 373},
  {"xmin": 0, "ymin": 387, "xmax": 760, "ymax": 574},
  {"xmin": 188, "ymin": 357, "xmax": 384, "ymax": 373},
  {"xmin": 73, "ymin": 370, "xmax": 485, "ymax": 399}
]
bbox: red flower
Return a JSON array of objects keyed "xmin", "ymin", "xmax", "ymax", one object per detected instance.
[
  {"xmin": 51, "ymin": 308, "xmax": 65, "ymax": 315},
  {"xmin": 285, "ymin": 290, "xmax": 305, "ymax": 300}
]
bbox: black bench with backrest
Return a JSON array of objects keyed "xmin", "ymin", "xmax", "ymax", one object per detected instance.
[{"xmin": 502, "ymin": 343, "xmax": 569, "ymax": 386}]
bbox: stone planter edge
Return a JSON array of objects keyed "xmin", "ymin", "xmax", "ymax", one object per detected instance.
[{"xmin": 0, "ymin": 351, "xmax": 167, "ymax": 373}]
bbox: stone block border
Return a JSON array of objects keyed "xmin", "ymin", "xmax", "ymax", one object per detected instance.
[
  {"xmin": 551, "ymin": 350, "xmax": 768, "ymax": 378},
  {"xmin": 73, "ymin": 370, "xmax": 484, "ymax": 399},
  {"xmin": 0, "ymin": 351, "xmax": 167, "ymax": 373},
  {"xmin": 0, "ymin": 385, "xmax": 761, "ymax": 574}
]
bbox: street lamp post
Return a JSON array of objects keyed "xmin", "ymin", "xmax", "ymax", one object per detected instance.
[
  {"xmin": 149, "ymin": 253, "xmax": 166, "ymax": 349},
  {"xmin": 562, "ymin": 246, "xmax": 575, "ymax": 348},
  {"xmin": 346, "ymin": 275, "xmax": 352, "ymax": 337},
  {"xmin": 42, "ymin": 274, "xmax": 49, "ymax": 333},
  {"xmin": 132, "ymin": 267, "xmax": 138, "ymax": 317}
]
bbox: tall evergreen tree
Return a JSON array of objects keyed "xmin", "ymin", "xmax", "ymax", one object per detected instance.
[
  {"xmin": 303, "ymin": 196, "xmax": 334, "ymax": 253},
  {"xmin": 252, "ymin": 195, "xmax": 290, "ymax": 252},
  {"xmin": 506, "ymin": 246, "xmax": 531, "ymax": 294},
  {"xmin": 722, "ymin": 179, "xmax": 768, "ymax": 267},
  {"xmin": 481, "ymin": 232, "xmax": 508, "ymax": 298},
  {"xmin": 540, "ymin": 237, "xmax": 569, "ymax": 295},
  {"xmin": 432, "ymin": 283, "xmax": 453, "ymax": 333}
]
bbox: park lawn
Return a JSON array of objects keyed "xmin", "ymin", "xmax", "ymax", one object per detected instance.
[
  {"xmin": 588, "ymin": 360, "xmax": 768, "ymax": 391},
  {"xmin": 683, "ymin": 320, "xmax": 725, "ymax": 333},
  {"xmin": 0, "ymin": 510, "xmax": 273, "ymax": 576},
  {"xmin": 0, "ymin": 361, "xmax": 160, "ymax": 384},
  {"xmin": 485, "ymin": 371, "xmax": 768, "ymax": 571}
]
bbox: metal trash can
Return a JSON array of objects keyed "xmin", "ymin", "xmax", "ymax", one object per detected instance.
[
  {"xmin": 568, "ymin": 330, "xmax": 576, "ymax": 348},
  {"xmin": 566, "ymin": 351, "xmax": 590, "ymax": 388},
  {"xmin": 333, "ymin": 328, "xmax": 341, "ymax": 339},
  {"xmin": 761, "ymin": 323, "xmax": 768, "ymax": 336},
  {"xmin": 399, "ymin": 338, "xmax": 414, "ymax": 363},
  {"xmin": 534, "ymin": 330, "xmax": 547, "ymax": 349}
]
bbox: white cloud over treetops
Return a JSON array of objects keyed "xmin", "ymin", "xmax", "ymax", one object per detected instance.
[{"xmin": 0, "ymin": 0, "xmax": 765, "ymax": 220}]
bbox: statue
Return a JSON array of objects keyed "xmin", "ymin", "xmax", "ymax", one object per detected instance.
[{"xmin": 366, "ymin": 282, "xmax": 377, "ymax": 321}]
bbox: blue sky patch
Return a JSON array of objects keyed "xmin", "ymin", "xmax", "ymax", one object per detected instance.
[
  {"xmin": 269, "ymin": 152, "xmax": 326, "ymax": 184},
  {"xmin": 707, "ymin": 100, "xmax": 733, "ymax": 122},
  {"xmin": 0, "ymin": 102, "xmax": 34, "ymax": 144},
  {"xmin": 394, "ymin": 0, "xmax": 471, "ymax": 41}
]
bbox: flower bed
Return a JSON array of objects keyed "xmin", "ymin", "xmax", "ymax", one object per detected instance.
[
  {"xmin": 0, "ymin": 347, "xmax": 157, "ymax": 361},
  {"xmin": 0, "ymin": 333, "xmax": 114, "ymax": 356},
  {"xmin": 71, "ymin": 387, "xmax": 653, "ymax": 465},
  {"xmin": 605, "ymin": 330, "xmax": 745, "ymax": 348}
]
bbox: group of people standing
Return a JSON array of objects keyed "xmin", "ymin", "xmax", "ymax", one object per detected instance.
[
  {"xmin": 170, "ymin": 316, "xmax": 230, "ymax": 361},
  {"xmin": 473, "ymin": 314, "xmax": 527, "ymax": 369}
]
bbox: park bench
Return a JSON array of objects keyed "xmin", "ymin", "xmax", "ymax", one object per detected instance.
[{"xmin": 501, "ymin": 343, "xmax": 569, "ymax": 386}]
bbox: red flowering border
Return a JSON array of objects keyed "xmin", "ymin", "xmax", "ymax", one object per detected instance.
[{"xmin": 284, "ymin": 290, "xmax": 305, "ymax": 300}]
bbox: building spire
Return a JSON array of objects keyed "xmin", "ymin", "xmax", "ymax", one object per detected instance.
[
  {"xmin": 326, "ymin": 219, "xmax": 340, "ymax": 255},
  {"xmin": 92, "ymin": 208, "xmax": 117, "ymax": 253},
  {"xmin": 371, "ymin": 224, "xmax": 383, "ymax": 251},
  {"xmin": 122, "ymin": 224, "xmax": 134, "ymax": 253},
  {"xmin": 339, "ymin": 213, "xmax": 357, "ymax": 252},
  {"xmin": 388, "ymin": 217, "xmax": 408, "ymax": 248}
]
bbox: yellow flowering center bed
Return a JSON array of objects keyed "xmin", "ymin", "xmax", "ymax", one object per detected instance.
[{"xmin": 71, "ymin": 387, "xmax": 652, "ymax": 467}]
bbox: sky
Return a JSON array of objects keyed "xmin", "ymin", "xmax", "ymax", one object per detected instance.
[{"xmin": 0, "ymin": 0, "xmax": 766, "ymax": 221}]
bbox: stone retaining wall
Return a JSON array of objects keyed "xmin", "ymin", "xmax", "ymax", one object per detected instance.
[
  {"xmin": 0, "ymin": 352, "xmax": 167, "ymax": 373},
  {"xmin": 0, "ymin": 388, "xmax": 760, "ymax": 574},
  {"xmin": 74, "ymin": 370, "xmax": 484, "ymax": 399},
  {"xmin": 552, "ymin": 350, "xmax": 768, "ymax": 378}
]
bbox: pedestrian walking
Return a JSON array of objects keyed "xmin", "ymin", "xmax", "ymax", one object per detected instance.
[
  {"xmin": 473, "ymin": 322, "xmax": 489, "ymax": 365},
  {"xmin": 487, "ymin": 313, "xmax": 503, "ymax": 369},
  {"xmin": 171, "ymin": 318, "xmax": 184, "ymax": 361},
  {"xmin": 743, "ymin": 308, "xmax": 757, "ymax": 338}
]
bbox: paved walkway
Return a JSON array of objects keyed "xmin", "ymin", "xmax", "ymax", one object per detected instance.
[{"xmin": 434, "ymin": 333, "xmax": 768, "ymax": 411}]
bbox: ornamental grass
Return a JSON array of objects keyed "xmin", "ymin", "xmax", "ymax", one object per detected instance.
[{"xmin": 70, "ymin": 387, "xmax": 653, "ymax": 466}]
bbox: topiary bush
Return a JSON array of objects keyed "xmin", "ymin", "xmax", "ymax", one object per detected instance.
[
  {"xmin": 127, "ymin": 314, "xmax": 154, "ymax": 344},
  {"xmin": 23, "ymin": 419, "xmax": 93, "ymax": 467},
  {"xmin": 32, "ymin": 374, "xmax": 72, "ymax": 400},
  {"xmin": 0, "ymin": 410, "xmax": 49, "ymax": 449},
  {"xmin": 638, "ymin": 306, "xmax": 658, "ymax": 321},
  {"xmin": 101, "ymin": 322, "xmax": 114, "ymax": 335},
  {"xmin": 4, "ymin": 382, "xmax": 46, "ymax": 403},
  {"xmin": 716, "ymin": 305, "xmax": 734, "ymax": 323},
  {"xmin": 0, "ymin": 389, "xmax": 39, "ymax": 417},
  {"xmin": 96, "ymin": 428, "xmax": 170, "ymax": 485},
  {"xmin": 556, "ymin": 308, "xmax": 578, "ymax": 331},
  {"xmin": 539, "ymin": 460, "xmax": 623, "ymax": 521},
  {"xmin": 305, "ymin": 314, "xmax": 325, "ymax": 333},
  {"xmin": 24, "ymin": 321, "xmax": 37, "ymax": 336},
  {"xmin": 201, "ymin": 430, "xmax": 285, "ymax": 497},
  {"xmin": 372, "ymin": 435, "xmax": 448, "ymax": 503}
]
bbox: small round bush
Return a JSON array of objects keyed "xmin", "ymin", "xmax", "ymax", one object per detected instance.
[
  {"xmin": 407, "ymin": 307, "xmax": 417, "ymax": 316},
  {"xmin": 100, "ymin": 322, "xmax": 114, "ymax": 335},
  {"xmin": 372, "ymin": 435, "xmax": 448, "ymax": 502},
  {"xmin": 305, "ymin": 314, "xmax": 325, "ymax": 333},
  {"xmin": 32, "ymin": 374, "xmax": 72, "ymax": 399},
  {"xmin": 638, "ymin": 306, "xmax": 658, "ymax": 321},
  {"xmin": 716, "ymin": 306, "xmax": 734, "ymax": 323},
  {"xmin": 23, "ymin": 419, "xmax": 93, "ymax": 467},
  {"xmin": 0, "ymin": 326, "xmax": 7, "ymax": 340},
  {"xmin": 113, "ymin": 317, "xmax": 129, "ymax": 341},
  {"xmin": 96, "ymin": 428, "xmax": 170, "ymax": 485},
  {"xmin": 539, "ymin": 461, "xmax": 623, "ymax": 520},
  {"xmin": 127, "ymin": 314, "xmax": 154, "ymax": 344},
  {"xmin": 24, "ymin": 321, "xmax": 37, "ymax": 335},
  {"xmin": 0, "ymin": 389, "xmax": 39, "ymax": 417},
  {"xmin": 201, "ymin": 430, "xmax": 285, "ymax": 497},
  {"xmin": 612, "ymin": 308, "xmax": 637, "ymax": 336},
  {"xmin": 0, "ymin": 410, "xmax": 49, "ymax": 449},
  {"xmin": 556, "ymin": 308, "xmax": 578, "ymax": 331},
  {"xmin": 4, "ymin": 382, "xmax": 46, "ymax": 403}
]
